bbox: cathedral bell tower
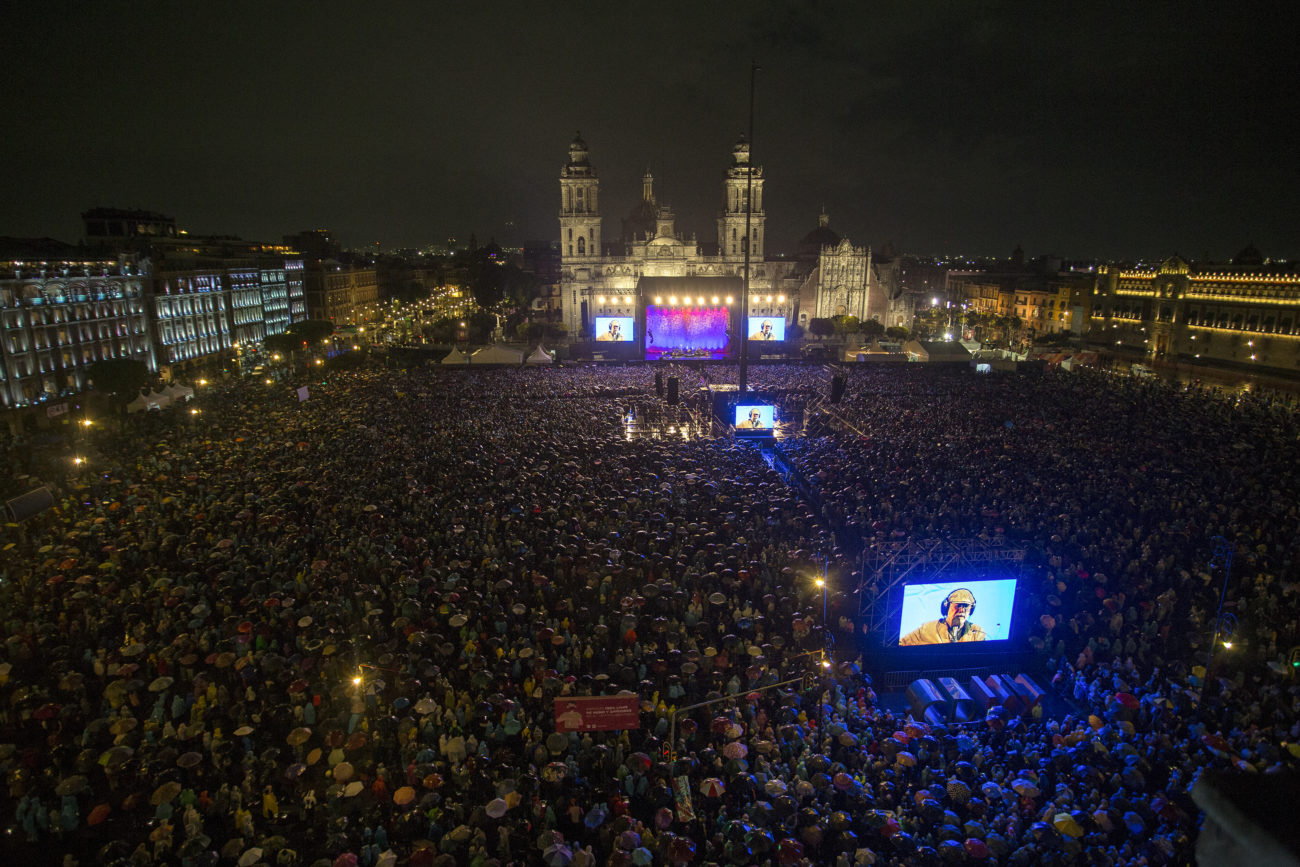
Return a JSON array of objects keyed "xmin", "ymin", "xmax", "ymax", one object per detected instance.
[
  {"xmin": 559, "ymin": 132, "xmax": 601, "ymax": 262},
  {"xmin": 717, "ymin": 135, "xmax": 765, "ymax": 263}
]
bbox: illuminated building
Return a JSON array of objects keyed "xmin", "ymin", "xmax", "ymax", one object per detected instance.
[
  {"xmin": 303, "ymin": 261, "xmax": 379, "ymax": 325},
  {"xmin": 558, "ymin": 133, "xmax": 792, "ymax": 339},
  {"xmin": 1090, "ymin": 248, "xmax": 1300, "ymax": 372},
  {"xmin": 0, "ymin": 251, "xmax": 154, "ymax": 408}
]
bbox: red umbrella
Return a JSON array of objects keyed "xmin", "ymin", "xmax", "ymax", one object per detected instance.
[
  {"xmin": 776, "ymin": 838, "xmax": 805, "ymax": 865},
  {"xmin": 87, "ymin": 803, "xmax": 111, "ymax": 826},
  {"xmin": 965, "ymin": 838, "xmax": 990, "ymax": 859},
  {"xmin": 33, "ymin": 703, "xmax": 61, "ymax": 720},
  {"xmin": 699, "ymin": 778, "xmax": 725, "ymax": 798},
  {"xmin": 1114, "ymin": 692, "xmax": 1139, "ymax": 710}
]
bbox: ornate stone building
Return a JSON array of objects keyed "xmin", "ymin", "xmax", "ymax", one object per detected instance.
[
  {"xmin": 558, "ymin": 134, "xmax": 790, "ymax": 338},
  {"xmin": 1090, "ymin": 247, "xmax": 1300, "ymax": 374}
]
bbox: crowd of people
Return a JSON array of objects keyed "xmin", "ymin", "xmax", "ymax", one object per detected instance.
[{"xmin": 0, "ymin": 360, "xmax": 1297, "ymax": 866}]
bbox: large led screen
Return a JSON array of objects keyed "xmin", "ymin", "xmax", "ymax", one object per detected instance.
[
  {"xmin": 595, "ymin": 317, "xmax": 634, "ymax": 342},
  {"xmin": 734, "ymin": 405, "xmax": 775, "ymax": 430},
  {"xmin": 747, "ymin": 316, "xmax": 786, "ymax": 341},
  {"xmin": 644, "ymin": 306, "xmax": 729, "ymax": 353},
  {"xmin": 897, "ymin": 578, "xmax": 1017, "ymax": 645}
]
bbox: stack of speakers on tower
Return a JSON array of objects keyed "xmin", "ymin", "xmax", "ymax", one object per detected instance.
[
  {"xmin": 830, "ymin": 373, "xmax": 845, "ymax": 404},
  {"xmin": 907, "ymin": 673, "xmax": 1043, "ymax": 725},
  {"xmin": 666, "ymin": 376, "xmax": 679, "ymax": 405}
]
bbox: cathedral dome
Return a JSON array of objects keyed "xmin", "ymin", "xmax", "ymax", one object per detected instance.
[{"xmin": 797, "ymin": 213, "xmax": 841, "ymax": 261}]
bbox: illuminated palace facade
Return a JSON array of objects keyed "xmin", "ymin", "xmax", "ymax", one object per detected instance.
[
  {"xmin": 1089, "ymin": 248, "xmax": 1300, "ymax": 374},
  {"xmin": 558, "ymin": 134, "xmax": 794, "ymax": 338}
]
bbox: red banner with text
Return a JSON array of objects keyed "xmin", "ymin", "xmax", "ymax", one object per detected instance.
[{"xmin": 553, "ymin": 696, "xmax": 640, "ymax": 732}]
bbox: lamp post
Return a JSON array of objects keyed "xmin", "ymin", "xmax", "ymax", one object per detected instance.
[{"xmin": 1201, "ymin": 535, "xmax": 1236, "ymax": 710}]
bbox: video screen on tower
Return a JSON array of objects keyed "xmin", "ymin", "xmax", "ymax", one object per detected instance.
[
  {"xmin": 595, "ymin": 317, "xmax": 634, "ymax": 342},
  {"xmin": 897, "ymin": 578, "xmax": 1017, "ymax": 645},
  {"xmin": 747, "ymin": 316, "xmax": 786, "ymax": 341},
  {"xmin": 734, "ymin": 405, "xmax": 775, "ymax": 430}
]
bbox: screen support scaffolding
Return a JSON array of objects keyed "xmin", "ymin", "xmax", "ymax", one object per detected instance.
[{"xmin": 858, "ymin": 539, "xmax": 1027, "ymax": 644}]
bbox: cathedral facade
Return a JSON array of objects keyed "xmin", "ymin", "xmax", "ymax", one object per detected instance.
[{"xmin": 558, "ymin": 134, "xmax": 792, "ymax": 340}]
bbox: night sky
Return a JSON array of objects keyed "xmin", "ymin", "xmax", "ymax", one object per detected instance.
[{"xmin": 4, "ymin": 2, "xmax": 1298, "ymax": 261}]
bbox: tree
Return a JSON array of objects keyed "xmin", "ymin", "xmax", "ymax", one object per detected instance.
[
  {"xmin": 263, "ymin": 332, "xmax": 298, "ymax": 357},
  {"xmin": 808, "ymin": 318, "xmax": 835, "ymax": 338},
  {"xmin": 394, "ymin": 279, "xmax": 430, "ymax": 305},
  {"xmin": 885, "ymin": 325, "xmax": 910, "ymax": 341},
  {"xmin": 289, "ymin": 319, "xmax": 335, "ymax": 345},
  {"xmin": 861, "ymin": 319, "xmax": 885, "ymax": 340},
  {"xmin": 88, "ymin": 359, "xmax": 149, "ymax": 418},
  {"xmin": 832, "ymin": 315, "xmax": 860, "ymax": 336},
  {"xmin": 517, "ymin": 321, "xmax": 545, "ymax": 343},
  {"xmin": 469, "ymin": 310, "xmax": 497, "ymax": 342}
]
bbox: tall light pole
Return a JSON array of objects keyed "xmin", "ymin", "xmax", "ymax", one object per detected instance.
[
  {"xmin": 738, "ymin": 61, "xmax": 759, "ymax": 396},
  {"xmin": 1203, "ymin": 535, "xmax": 1236, "ymax": 699}
]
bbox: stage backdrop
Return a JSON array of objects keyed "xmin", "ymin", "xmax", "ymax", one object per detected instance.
[{"xmin": 645, "ymin": 305, "xmax": 730, "ymax": 355}]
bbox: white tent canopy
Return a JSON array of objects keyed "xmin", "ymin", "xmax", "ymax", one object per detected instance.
[
  {"xmin": 440, "ymin": 348, "xmax": 470, "ymax": 365},
  {"xmin": 127, "ymin": 391, "xmax": 170, "ymax": 414},
  {"xmin": 470, "ymin": 345, "xmax": 523, "ymax": 365},
  {"xmin": 526, "ymin": 345, "xmax": 554, "ymax": 365},
  {"xmin": 164, "ymin": 383, "xmax": 194, "ymax": 402}
]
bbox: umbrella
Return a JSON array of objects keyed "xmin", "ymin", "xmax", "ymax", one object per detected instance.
[
  {"xmin": 287, "ymin": 727, "xmax": 312, "ymax": 746},
  {"xmin": 152, "ymin": 781, "xmax": 182, "ymax": 805},
  {"xmin": 896, "ymin": 751, "xmax": 917, "ymax": 767},
  {"xmin": 177, "ymin": 751, "xmax": 203, "ymax": 769},
  {"xmin": 700, "ymin": 778, "xmax": 725, "ymax": 798},
  {"xmin": 344, "ymin": 781, "xmax": 364, "ymax": 797},
  {"xmin": 543, "ymin": 843, "xmax": 573, "ymax": 866},
  {"xmin": 722, "ymin": 742, "xmax": 748, "ymax": 760},
  {"xmin": 148, "ymin": 676, "xmax": 174, "ymax": 692},
  {"xmin": 285, "ymin": 763, "xmax": 307, "ymax": 781},
  {"xmin": 394, "ymin": 786, "xmax": 416, "ymax": 805},
  {"xmin": 486, "ymin": 798, "xmax": 508, "ymax": 818},
  {"xmin": 631, "ymin": 848, "xmax": 653, "ymax": 866},
  {"xmin": 1011, "ymin": 779, "xmax": 1040, "ymax": 798},
  {"xmin": 1053, "ymin": 812, "xmax": 1084, "ymax": 838},
  {"xmin": 87, "ymin": 803, "xmax": 112, "ymax": 826},
  {"xmin": 333, "ymin": 762, "xmax": 354, "ymax": 782},
  {"xmin": 55, "ymin": 776, "xmax": 88, "ymax": 796},
  {"xmin": 238, "ymin": 848, "xmax": 264, "ymax": 867}
]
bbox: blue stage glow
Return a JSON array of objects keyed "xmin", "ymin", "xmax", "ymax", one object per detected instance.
[{"xmin": 645, "ymin": 306, "xmax": 730, "ymax": 359}]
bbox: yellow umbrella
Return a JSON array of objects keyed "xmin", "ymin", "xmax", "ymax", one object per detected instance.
[
  {"xmin": 286, "ymin": 727, "xmax": 312, "ymax": 746},
  {"xmin": 1053, "ymin": 812, "xmax": 1084, "ymax": 837},
  {"xmin": 151, "ymin": 781, "xmax": 182, "ymax": 805},
  {"xmin": 333, "ymin": 761, "xmax": 354, "ymax": 782},
  {"xmin": 393, "ymin": 786, "xmax": 416, "ymax": 805}
]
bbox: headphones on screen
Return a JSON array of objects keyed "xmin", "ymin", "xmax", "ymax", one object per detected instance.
[{"xmin": 940, "ymin": 589, "xmax": 977, "ymax": 618}]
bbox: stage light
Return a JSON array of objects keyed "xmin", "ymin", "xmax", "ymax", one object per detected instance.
[
  {"xmin": 766, "ymin": 296, "xmax": 773, "ymax": 302},
  {"xmin": 726, "ymin": 296, "xmax": 734, "ymax": 304},
  {"xmin": 1223, "ymin": 641, "xmax": 1233, "ymax": 649},
  {"xmin": 712, "ymin": 296, "xmax": 719, "ymax": 304},
  {"xmin": 697, "ymin": 297, "xmax": 704, "ymax": 305},
  {"xmin": 670, "ymin": 296, "xmax": 677, "ymax": 304},
  {"xmin": 597, "ymin": 296, "xmax": 605, "ymax": 304},
  {"xmin": 778, "ymin": 295, "xmax": 785, "ymax": 302},
  {"xmin": 654, "ymin": 296, "xmax": 662, "ymax": 304}
]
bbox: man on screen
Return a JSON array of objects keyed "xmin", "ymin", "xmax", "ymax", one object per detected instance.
[
  {"xmin": 750, "ymin": 320, "xmax": 776, "ymax": 340},
  {"xmin": 899, "ymin": 588, "xmax": 988, "ymax": 645},
  {"xmin": 597, "ymin": 320, "xmax": 623, "ymax": 341},
  {"xmin": 736, "ymin": 408, "xmax": 767, "ymax": 430}
]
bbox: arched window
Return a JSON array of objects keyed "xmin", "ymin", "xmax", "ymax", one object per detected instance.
[{"xmin": 577, "ymin": 237, "xmax": 585, "ymax": 255}]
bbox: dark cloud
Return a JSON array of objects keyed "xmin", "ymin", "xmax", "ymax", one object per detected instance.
[{"xmin": 1, "ymin": 2, "xmax": 1297, "ymax": 259}]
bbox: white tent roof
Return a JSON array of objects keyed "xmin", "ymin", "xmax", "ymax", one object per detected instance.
[
  {"xmin": 470, "ymin": 345, "xmax": 523, "ymax": 365},
  {"xmin": 164, "ymin": 383, "xmax": 194, "ymax": 401},
  {"xmin": 440, "ymin": 348, "xmax": 470, "ymax": 365},
  {"xmin": 127, "ymin": 391, "xmax": 170, "ymax": 414},
  {"xmin": 526, "ymin": 345, "xmax": 554, "ymax": 365}
]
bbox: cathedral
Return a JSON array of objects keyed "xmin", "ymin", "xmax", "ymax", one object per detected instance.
[
  {"xmin": 558, "ymin": 133, "xmax": 789, "ymax": 342},
  {"xmin": 557, "ymin": 132, "xmax": 896, "ymax": 348}
]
